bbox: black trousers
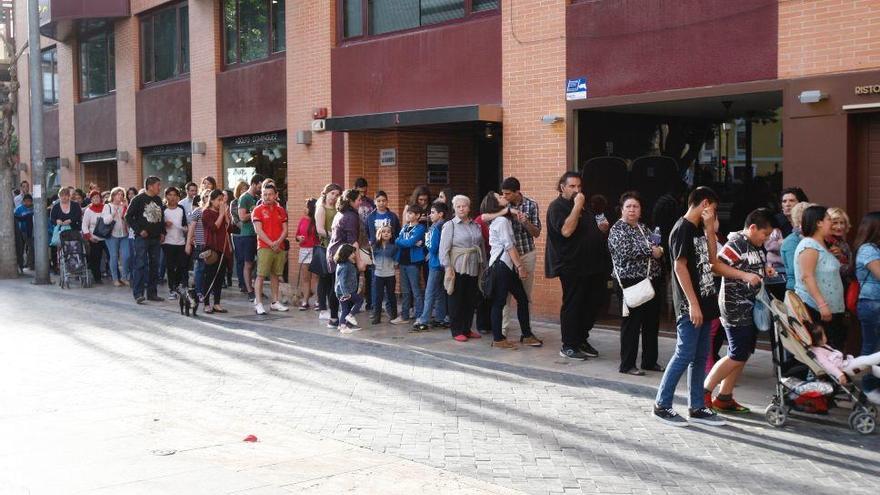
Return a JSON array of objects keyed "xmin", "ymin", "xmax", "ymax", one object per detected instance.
[
  {"xmin": 162, "ymin": 244, "xmax": 189, "ymax": 291},
  {"xmin": 448, "ymin": 273, "xmax": 479, "ymax": 336},
  {"xmin": 87, "ymin": 239, "xmax": 105, "ymax": 282},
  {"xmin": 559, "ymin": 272, "xmax": 606, "ymax": 348},
  {"xmin": 318, "ymin": 272, "xmax": 340, "ymax": 320},
  {"xmin": 618, "ymin": 278, "xmax": 661, "ymax": 371},
  {"xmin": 490, "ymin": 262, "xmax": 533, "ymax": 341},
  {"xmin": 203, "ymin": 262, "xmax": 227, "ymax": 306},
  {"xmin": 363, "ymin": 265, "xmax": 374, "ymax": 310},
  {"xmin": 806, "ymin": 305, "xmax": 846, "ymax": 350}
]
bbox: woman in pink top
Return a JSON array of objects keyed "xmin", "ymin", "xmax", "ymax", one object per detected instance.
[
  {"xmin": 295, "ymin": 198, "xmax": 320, "ymax": 310},
  {"xmin": 810, "ymin": 325, "xmax": 880, "ymax": 392}
]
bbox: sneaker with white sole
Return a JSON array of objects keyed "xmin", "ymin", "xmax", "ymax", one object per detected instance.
[
  {"xmin": 688, "ymin": 407, "xmax": 727, "ymax": 426},
  {"xmin": 389, "ymin": 316, "xmax": 410, "ymax": 325},
  {"xmin": 318, "ymin": 310, "xmax": 330, "ymax": 320},
  {"xmin": 270, "ymin": 301, "xmax": 289, "ymax": 312},
  {"xmin": 339, "ymin": 324, "xmax": 361, "ymax": 334},
  {"xmin": 255, "ymin": 303, "xmax": 267, "ymax": 315},
  {"xmin": 327, "ymin": 318, "xmax": 339, "ymax": 328},
  {"xmin": 653, "ymin": 406, "xmax": 689, "ymax": 427},
  {"xmin": 345, "ymin": 314, "xmax": 358, "ymax": 326}
]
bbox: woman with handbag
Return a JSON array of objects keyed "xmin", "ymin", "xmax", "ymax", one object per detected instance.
[
  {"xmin": 853, "ymin": 212, "xmax": 880, "ymax": 404},
  {"xmin": 314, "ymin": 184, "xmax": 342, "ymax": 321},
  {"xmin": 81, "ymin": 190, "xmax": 107, "ymax": 284},
  {"xmin": 439, "ymin": 195, "xmax": 484, "ymax": 342},
  {"xmin": 608, "ymin": 192, "xmax": 664, "ymax": 376},
  {"xmin": 103, "ymin": 187, "xmax": 130, "ymax": 287},
  {"xmin": 327, "ymin": 188, "xmax": 364, "ymax": 329},
  {"xmin": 201, "ymin": 189, "xmax": 234, "ymax": 314},
  {"xmin": 481, "ymin": 192, "xmax": 542, "ymax": 349}
]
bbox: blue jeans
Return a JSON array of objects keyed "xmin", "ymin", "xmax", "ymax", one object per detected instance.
[
  {"xmin": 417, "ymin": 268, "xmax": 447, "ymax": 325},
  {"xmin": 132, "ymin": 237, "xmax": 161, "ymax": 299},
  {"xmin": 192, "ymin": 245, "xmax": 206, "ymax": 298},
  {"xmin": 858, "ymin": 299, "xmax": 880, "ymax": 392},
  {"xmin": 655, "ymin": 314, "xmax": 712, "ymax": 409},
  {"xmin": 105, "ymin": 236, "xmax": 130, "ymax": 282},
  {"xmin": 372, "ymin": 274, "xmax": 398, "ymax": 318},
  {"xmin": 399, "ymin": 263, "xmax": 424, "ymax": 319},
  {"xmin": 340, "ymin": 293, "xmax": 364, "ymax": 323}
]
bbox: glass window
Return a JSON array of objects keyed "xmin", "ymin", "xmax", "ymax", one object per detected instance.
[
  {"xmin": 272, "ymin": 0, "xmax": 285, "ymax": 52},
  {"xmin": 79, "ymin": 25, "xmax": 115, "ymax": 99},
  {"xmin": 143, "ymin": 152, "xmax": 192, "ymax": 190},
  {"xmin": 223, "ymin": 137, "xmax": 287, "ymax": 203},
  {"xmin": 141, "ymin": 3, "xmax": 189, "ymax": 84},
  {"xmin": 45, "ymin": 158, "xmax": 61, "ymax": 194},
  {"xmin": 41, "ymin": 47, "xmax": 58, "ymax": 105},
  {"xmin": 472, "ymin": 0, "xmax": 499, "ymax": 11},
  {"xmin": 352, "ymin": 0, "xmax": 495, "ymax": 38},
  {"xmin": 343, "ymin": 0, "xmax": 362, "ymax": 38},
  {"xmin": 223, "ymin": 0, "xmax": 285, "ymax": 66}
]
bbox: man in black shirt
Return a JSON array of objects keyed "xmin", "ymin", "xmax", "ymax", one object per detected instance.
[
  {"xmin": 546, "ymin": 172, "xmax": 610, "ymax": 360},
  {"xmin": 652, "ymin": 186, "xmax": 726, "ymax": 427},
  {"xmin": 126, "ymin": 176, "xmax": 165, "ymax": 304}
]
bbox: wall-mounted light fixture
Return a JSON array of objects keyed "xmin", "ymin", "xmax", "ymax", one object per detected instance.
[
  {"xmin": 798, "ymin": 90, "xmax": 828, "ymax": 104},
  {"xmin": 296, "ymin": 130, "xmax": 312, "ymax": 145},
  {"xmin": 117, "ymin": 150, "xmax": 130, "ymax": 163},
  {"xmin": 541, "ymin": 114, "xmax": 564, "ymax": 124},
  {"xmin": 192, "ymin": 142, "xmax": 207, "ymax": 155}
]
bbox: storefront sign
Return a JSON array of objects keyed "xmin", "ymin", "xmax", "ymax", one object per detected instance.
[
  {"xmin": 79, "ymin": 150, "xmax": 116, "ymax": 163},
  {"xmin": 855, "ymin": 84, "xmax": 880, "ymax": 96},
  {"xmin": 142, "ymin": 142, "xmax": 192, "ymax": 156},
  {"xmin": 566, "ymin": 77, "xmax": 588, "ymax": 101},
  {"xmin": 226, "ymin": 131, "xmax": 286, "ymax": 147},
  {"xmin": 426, "ymin": 145, "xmax": 449, "ymax": 185},
  {"xmin": 380, "ymin": 148, "xmax": 397, "ymax": 167}
]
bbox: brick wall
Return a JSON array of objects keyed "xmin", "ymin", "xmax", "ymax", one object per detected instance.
[
  {"xmin": 131, "ymin": 0, "xmax": 176, "ymax": 15},
  {"xmin": 115, "ymin": 18, "xmax": 140, "ymax": 189},
  {"xmin": 779, "ymin": 0, "xmax": 880, "ymax": 77},
  {"xmin": 189, "ymin": 0, "xmax": 222, "ymax": 186},
  {"xmin": 502, "ymin": 0, "xmax": 568, "ymax": 321},
  {"xmin": 287, "ymin": 1, "xmax": 335, "ymax": 274}
]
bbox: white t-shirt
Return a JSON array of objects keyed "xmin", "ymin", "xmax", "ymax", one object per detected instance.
[
  {"xmin": 488, "ymin": 216, "xmax": 515, "ymax": 270},
  {"xmin": 163, "ymin": 207, "xmax": 186, "ymax": 246}
]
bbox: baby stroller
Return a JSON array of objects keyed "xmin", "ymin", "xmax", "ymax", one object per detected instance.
[
  {"xmin": 764, "ymin": 291, "xmax": 877, "ymax": 434},
  {"xmin": 57, "ymin": 230, "xmax": 92, "ymax": 289}
]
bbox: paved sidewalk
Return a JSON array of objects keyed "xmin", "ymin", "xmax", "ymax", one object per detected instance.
[{"xmin": 2, "ymin": 278, "xmax": 879, "ymax": 494}]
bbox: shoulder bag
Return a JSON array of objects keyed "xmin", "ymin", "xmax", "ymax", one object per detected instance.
[{"xmin": 613, "ymin": 225, "xmax": 655, "ymax": 315}]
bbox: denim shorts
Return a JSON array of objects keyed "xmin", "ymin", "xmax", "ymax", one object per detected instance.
[{"xmin": 724, "ymin": 324, "xmax": 758, "ymax": 362}]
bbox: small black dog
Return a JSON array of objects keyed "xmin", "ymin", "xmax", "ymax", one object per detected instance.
[{"xmin": 177, "ymin": 285, "xmax": 199, "ymax": 317}]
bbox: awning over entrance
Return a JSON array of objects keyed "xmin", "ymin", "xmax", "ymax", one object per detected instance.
[{"xmin": 326, "ymin": 104, "xmax": 502, "ymax": 132}]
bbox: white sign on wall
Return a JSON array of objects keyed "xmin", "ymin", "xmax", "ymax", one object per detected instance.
[{"xmin": 380, "ymin": 148, "xmax": 397, "ymax": 167}]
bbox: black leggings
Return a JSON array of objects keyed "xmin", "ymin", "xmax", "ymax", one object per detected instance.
[
  {"xmin": 203, "ymin": 262, "xmax": 227, "ymax": 306},
  {"xmin": 318, "ymin": 272, "xmax": 339, "ymax": 320}
]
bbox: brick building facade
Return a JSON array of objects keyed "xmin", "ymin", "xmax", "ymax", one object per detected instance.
[{"xmin": 15, "ymin": 1, "xmax": 880, "ymax": 321}]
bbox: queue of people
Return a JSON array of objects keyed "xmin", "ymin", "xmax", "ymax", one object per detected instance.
[{"xmin": 14, "ymin": 171, "xmax": 880, "ymax": 418}]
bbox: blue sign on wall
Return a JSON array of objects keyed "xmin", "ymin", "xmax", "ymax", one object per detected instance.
[{"xmin": 566, "ymin": 78, "xmax": 588, "ymax": 101}]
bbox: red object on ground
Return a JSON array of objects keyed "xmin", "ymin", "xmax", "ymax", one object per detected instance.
[{"xmin": 243, "ymin": 435, "xmax": 258, "ymax": 442}]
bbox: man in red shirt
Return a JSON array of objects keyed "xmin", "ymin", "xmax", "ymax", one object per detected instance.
[{"xmin": 252, "ymin": 184, "xmax": 289, "ymax": 315}]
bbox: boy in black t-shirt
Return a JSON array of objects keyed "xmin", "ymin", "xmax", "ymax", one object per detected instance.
[{"xmin": 653, "ymin": 187, "xmax": 728, "ymax": 427}]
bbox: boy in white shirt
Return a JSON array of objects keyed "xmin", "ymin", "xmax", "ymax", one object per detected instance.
[{"xmin": 162, "ymin": 187, "xmax": 189, "ymax": 299}]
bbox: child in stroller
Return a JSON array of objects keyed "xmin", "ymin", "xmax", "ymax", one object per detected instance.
[{"xmin": 810, "ymin": 324, "xmax": 880, "ymax": 403}]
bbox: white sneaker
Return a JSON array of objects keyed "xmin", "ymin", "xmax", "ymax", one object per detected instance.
[
  {"xmin": 339, "ymin": 324, "xmax": 361, "ymax": 334},
  {"xmin": 867, "ymin": 389, "xmax": 880, "ymax": 405},
  {"xmin": 389, "ymin": 316, "xmax": 410, "ymax": 325},
  {"xmin": 345, "ymin": 314, "xmax": 358, "ymax": 326},
  {"xmin": 255, "ymin": 303, "xmax": 267, "ymax": 315},
  {"xmin": 270, "ymin": 301, "xmax": 289, "ymax": 312},
  {"xmin": 319, "ymin": 310, "xmax": 330, "ymax": 320}
]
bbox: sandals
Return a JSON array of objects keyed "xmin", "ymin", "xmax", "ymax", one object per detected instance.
[{"xmin": 213, "ymin": 306, "xmax": 228, "ymax": 313}]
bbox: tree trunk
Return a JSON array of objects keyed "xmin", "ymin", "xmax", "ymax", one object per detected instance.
[{"xmin": 0, "ymin": 162, "xmax": 18, "ymax": 278}]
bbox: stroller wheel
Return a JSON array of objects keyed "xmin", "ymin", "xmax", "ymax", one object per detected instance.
[
  {"xmin": 849, "ymin": 411, "xmax": 876, "ymax": 435},
  {"xmin": 867, "ymin": 405, "xmax": 879, "ymax": 419},
  {"xmin": 765, "ymin": 404, "xmax": 787, "ymax": 427}
]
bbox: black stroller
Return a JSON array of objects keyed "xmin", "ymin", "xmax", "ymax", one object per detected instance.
[{"xmin": 57, "ymin": 230, "xmax": 93, "ymax": 289}]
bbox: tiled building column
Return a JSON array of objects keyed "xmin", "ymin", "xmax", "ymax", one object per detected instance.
[
  {"xmin": 56, "ymin": 41, "xmax": 77, "ymax": 187},
  {"xmin": 115, "ymin": 17, "xmax": 141, "ymax": 189},
  {"xmin": 287, "ymin": 2, "xmax": 335, "ymax": 241},
  {"xmin": 502, "ymin": 0, "xmax": 568, "ymax": 320},
  {"xmin": 189, "ymin": 0, "xmax": 222, "ymax": 186}
]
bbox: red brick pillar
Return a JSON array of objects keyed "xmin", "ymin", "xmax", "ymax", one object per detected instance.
[
  {"xmin": 189, "ymin": 0, "xmax": 222, "ymax": 186},
  {"xmin": 115, "ymin": 17, "xmax": 141, "ymax": 189},
  {"xmin": 502, "ymin": 0, "xmax": 568, "ymax": 320}
]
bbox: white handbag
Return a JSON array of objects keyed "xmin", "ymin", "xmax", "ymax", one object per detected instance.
[{"xmin": 614, "ymin": 226, "xmax": 656, "ymax": 316}]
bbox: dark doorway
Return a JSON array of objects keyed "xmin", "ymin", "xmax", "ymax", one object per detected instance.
[
  {"xmin": 476, "ymin": 126, "xmax": 501, "ymax": 200},
  {"xmin": 82, "ymin": 159, "xmax": 119, "ymax": 191}
]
